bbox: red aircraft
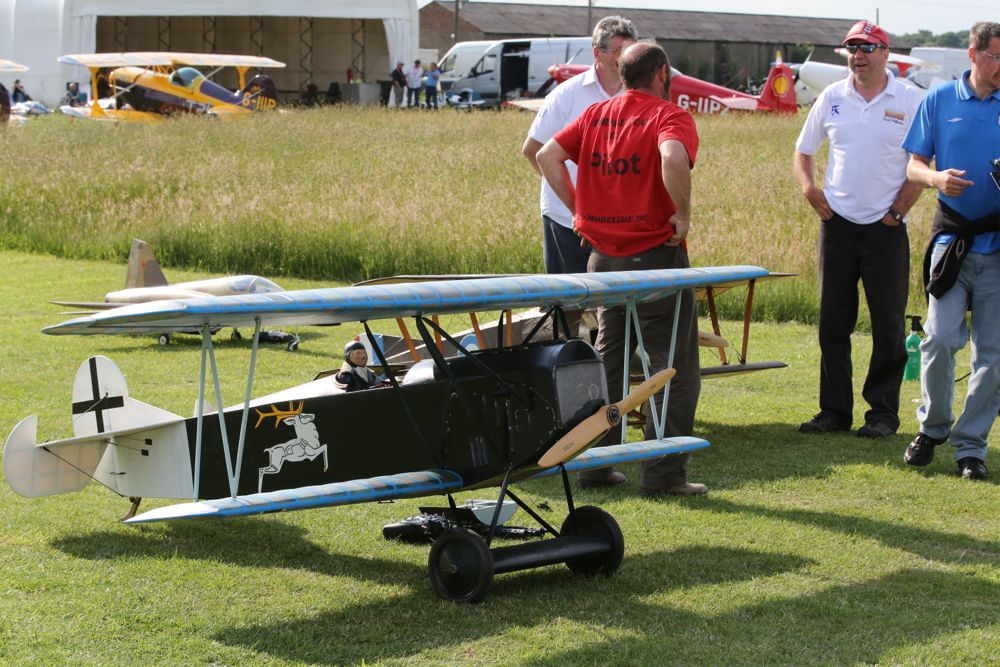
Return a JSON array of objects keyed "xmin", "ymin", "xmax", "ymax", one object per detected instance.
[{"xmin": 545, "ymin": 57, "xmax": 797, "ymax": 114}]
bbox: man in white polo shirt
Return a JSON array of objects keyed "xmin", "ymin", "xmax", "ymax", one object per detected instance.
[
  {"xmin": 793, "ymin": 20, "xmax": 924, "ymax": 438},
  {"xmin": 522, "ymin": 15, "xmax": 638, "ymax": 276}
]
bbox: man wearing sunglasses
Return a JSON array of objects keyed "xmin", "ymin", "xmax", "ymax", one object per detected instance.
[
  {"xmin": 902, "ymin": 21, "xmax": 1000, "ymax": 482},
  {"xmin": 794, "ymin": 21, "xmax": 924, "ymax": 439}
]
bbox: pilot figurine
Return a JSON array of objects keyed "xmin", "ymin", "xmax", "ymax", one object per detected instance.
[{"xmin": 334, "ymin": 341, "xmax": 380, "ymax": 392}]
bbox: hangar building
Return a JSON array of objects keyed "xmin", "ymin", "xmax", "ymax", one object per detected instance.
[
  {"xmin": 420, "ymin": 2, "xmax": 908, "ymax": 89},
  {"xmin": 0, "ymin": 0, "xmax": 419, "ymax": 105}
]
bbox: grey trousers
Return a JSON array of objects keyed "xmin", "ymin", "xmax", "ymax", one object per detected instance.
[{"xmin": 582, "ymin": 244, "xmax": 701, "ymax": 490}]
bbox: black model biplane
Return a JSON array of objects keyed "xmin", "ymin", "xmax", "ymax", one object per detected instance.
[{"xmin": 5, "ymin": 266, "xmax": 771, "ymax": 602}]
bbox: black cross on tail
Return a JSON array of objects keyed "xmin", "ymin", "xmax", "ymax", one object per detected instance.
[{"xmin": 71, "ymin": 357, "xmax": 125, "ymax": 433}]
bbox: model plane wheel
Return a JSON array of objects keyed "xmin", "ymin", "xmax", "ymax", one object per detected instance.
[
  {"xmin": 231, "ymin": 329, "xmax": 242, "ymax": 341},
  {"xmin": 288, "ymin": 337, "xmax": 299, "ymax": 352},
  {"xmin": 560, "ymin": 506, "xmax": 624, "ymax": 577},
  {"xmin": 428, "ymin": 527, "xmax": 494, "ymax": 603},
  {"xmin": 157, "ymin": 334, "xmax": 169, "ymax": 346}
]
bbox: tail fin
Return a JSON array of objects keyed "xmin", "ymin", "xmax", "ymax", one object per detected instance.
[
  {"xmin": 241, "ymin": 74, "xmax": 279, "ymax": 112},
  {"xmin": 124, "ymin": 238, "xmax": 168, "ymax": 289},
  {"xmin": 757, "ymin": 53, "xmax": 797, "ymax": 113},
  {"xmin": 72, "ymin": 355, "xmax": 181, "ymax": 437}
]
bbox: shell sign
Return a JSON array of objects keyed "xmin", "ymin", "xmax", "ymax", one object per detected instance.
[{"xmin": 771, "ymin": 74, "xmax": 790, "ymax": 97}]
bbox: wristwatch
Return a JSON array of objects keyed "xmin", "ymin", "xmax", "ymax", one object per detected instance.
[{"xmin": 888, "ymin": 209, "xmax": 905, "ymax": 223}]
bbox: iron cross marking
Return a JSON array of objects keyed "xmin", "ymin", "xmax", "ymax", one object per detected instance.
[{"xmin": 71, "ymin": 357, "xmax": 125, "ymax": 433}]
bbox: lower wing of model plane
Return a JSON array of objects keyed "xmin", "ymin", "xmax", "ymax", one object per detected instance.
[{"xmin": 123, "ymin": 437, "xmax": 707, "ymax": 524}]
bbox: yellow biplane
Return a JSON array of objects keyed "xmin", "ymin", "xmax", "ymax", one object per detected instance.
[{"xmin": 57, "ymin": 52, "xmax": 285, "ymax": 122}]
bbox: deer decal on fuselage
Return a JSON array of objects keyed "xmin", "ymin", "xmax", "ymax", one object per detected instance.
[{"xmin": 255, "ymin": 402, "xmax": 329, "ymax": 492}]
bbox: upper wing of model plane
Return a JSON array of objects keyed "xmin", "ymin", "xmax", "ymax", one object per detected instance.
[
  {"xmin": 44, "ymin": 266, "xmax": 770, "ymax": 336},
  {"xmin": 59, "ymin": 53, "xmax": 285, "ymax": 69},
  {"xmin": 0, "ymin": 59, "xmax": 29, "ymax": 72}
]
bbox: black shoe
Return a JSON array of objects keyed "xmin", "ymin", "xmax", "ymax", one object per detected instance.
[
  {"xmin": 799, "ymin": 413, "xmax": 850, "ymax": 434},
  {"xmin": 857, "ymin": 421, "xmax": 896, "ymax": 438},
  {"xmin": 578, "ymin": 470, "xmax": 627, "ymax": 489},
  {"xmin": 956, "ymin": 457, "xmax": 989, "ymax": 480},
  {"xmin": 904, "ymin": 432, "xmax": 946, "ymax": 467}
]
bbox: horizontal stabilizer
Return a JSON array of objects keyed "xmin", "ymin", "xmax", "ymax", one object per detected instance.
[
  {"xmin": 4, "ymin": 416, "xmax": 105, "ymax": 497},
  {"xmin": 125, "ymin": 469, "xmax": 465, "ymax": 523}
]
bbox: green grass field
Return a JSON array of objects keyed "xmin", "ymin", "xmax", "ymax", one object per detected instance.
[
  {"xmin": 1, "ymin": 248, "xmax": 997, "ymax": 666},
  {"xmin": 0, "ymin": 108, "xmax": 997, "ymax": 665}
]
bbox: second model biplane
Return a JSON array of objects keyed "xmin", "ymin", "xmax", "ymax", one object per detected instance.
[
  {"xmin": 58, "ymin": 52, "xmax": 284, "ymax": 122},
  {"xmin": 6, "ymin": 266, "xmax": 771, "ymax": 602}
]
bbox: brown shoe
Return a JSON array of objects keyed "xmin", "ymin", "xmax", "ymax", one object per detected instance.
[
  {"xmin": 640, "ymin": 482, "xmax": 708, "ymax": 498},
  {"xmin": 578, "ymin": 470, "xmax": 627, "ymax": 489}
]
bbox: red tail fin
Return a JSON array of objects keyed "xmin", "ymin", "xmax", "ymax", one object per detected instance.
[{"xmin": 758, "ymin": 57, "xmax": 797, "ymax": 113}]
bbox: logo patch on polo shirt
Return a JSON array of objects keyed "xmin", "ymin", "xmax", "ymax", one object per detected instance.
[
  {"xmin": 947, "ymin": 117, "xmax": 963, "ymax": 123},
  {"xmin": 883, "ymin": 108, "xmax": 905, "ymax": 124}
]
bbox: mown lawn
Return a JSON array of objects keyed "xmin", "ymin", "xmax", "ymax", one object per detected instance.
[{"xmin": 1, "ymin": 249, "xmax": 997, "ymax": 666}]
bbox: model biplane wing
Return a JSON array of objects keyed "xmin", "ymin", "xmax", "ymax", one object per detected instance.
[
  {"xmin": 58, "ymin": 53, "xmax": 285, "ymax": 69},
  {"xmin": 45, "ymin": 266, "xmax": 769, "ymax": 335},
  {"xmin": 12, "ymin": 266, "xmax": 773, "ymax": 602},
  {"xmin": 125, "ymin": 437, "xmax": 708, "ymax": 524},
  {"xmin": 0, "ymin": 59, "xmax": 29, "ymax": 72}
]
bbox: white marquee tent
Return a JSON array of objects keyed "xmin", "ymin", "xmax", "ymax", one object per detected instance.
[{"xmin": 0, "ymin": 0, "xmax": 418, "ymax": 105}]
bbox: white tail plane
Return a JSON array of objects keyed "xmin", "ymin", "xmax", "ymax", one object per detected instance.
[{"xmin": 4, "ymin": 356, "xmax": 191, "ymax": 499}]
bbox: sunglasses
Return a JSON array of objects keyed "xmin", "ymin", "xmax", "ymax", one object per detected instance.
[{"xmin": 844, "ymin": 44, "xmax": 885, "ymax": 54}]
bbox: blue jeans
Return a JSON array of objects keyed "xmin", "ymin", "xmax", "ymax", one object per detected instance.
[
  {"xmin": 541, "ymin": 215, "xmax": 590, "ymax": 274},
  {"xmin": 918, "ymin": 246, "xmax": 1000, "ymax": 461},
  {"xmin": 425, "ymin": 86, "xmax": 437, "ymax": 108}
]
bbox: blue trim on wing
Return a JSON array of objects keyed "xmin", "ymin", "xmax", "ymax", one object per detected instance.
[
  {"xmin": 530, "ymin": 437, "xmax": 710, "ymax": 479},
  {"xmin": 45, "ymin": 266, "xmax": 770, "ymax": 335},
  {"xmin": 124, "ymin": 469, "xmax": 464, "ymax": 523}
]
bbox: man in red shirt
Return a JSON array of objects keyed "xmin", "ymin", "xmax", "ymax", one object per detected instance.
[{"xmin": 536, "ymin": 42, "xmax": 705, "ymax": 496}]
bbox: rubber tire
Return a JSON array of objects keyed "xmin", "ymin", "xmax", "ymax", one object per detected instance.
[
  {"xmin": 428, "ymin": 527, "xmax": 494, "ymax": 603},
  {"xmin": 231, "ymin": 329, "xmax": 242, "ymax": 341},
  {"xmin": 560, "ymin": 505, "xmax": 624, "ymax": 577},
  {"xmin": 157, "ymin": 334, "xmax": 169, "ymax": 346}
]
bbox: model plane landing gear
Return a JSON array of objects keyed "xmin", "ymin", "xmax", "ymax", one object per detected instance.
[
  {"xmin": 157, "ymin": 334, "xmax": 169, "ymax": 346},
  {"xmin": 428, "ymin": 527, "xmax": 494, "ymax": 603},
  {"xmin": 560, "ymin": 506, "xmax": 624, "ymax": 576}
]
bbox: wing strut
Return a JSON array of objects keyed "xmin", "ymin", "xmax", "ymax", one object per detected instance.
[
  {"xmin": 617, "ymin": 294, "xmax": 682, "ymax": 443},
  {"xmin": 192, "ymin": 319, "xmax": 263, "ymax": 500}
]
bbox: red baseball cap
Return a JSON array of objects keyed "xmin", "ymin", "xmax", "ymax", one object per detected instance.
[{"xmin": 843, "ymin": 20, "xmax": 889, "ymax": 47}]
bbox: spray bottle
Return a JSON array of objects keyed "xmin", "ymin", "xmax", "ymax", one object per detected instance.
[{"xmin": 904, "ymin": 314, "xmax": 923, "ymax": 381}]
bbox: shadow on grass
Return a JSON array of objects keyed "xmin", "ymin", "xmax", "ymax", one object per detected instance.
[
  {"xmin": 212, "ymin": 545, "xmax": 814, "ymax": 665},
  {"xmin": 697, "ymin": 496, "xmax": 1000, "ymax": 567},
  {"xmin": 50, "ymin": 518, "xmax": 423, "ymax": 588},
  {"xmin": 695, "ymin": 419, "xmax": 941, "ymax": 486},
  {"xmin": 522, "ymin": 568, "xmax": 1000, "ymax": 665},
  {"xmin": 92, "ymin": 329, "xmax": 330, "ymax": 357}
]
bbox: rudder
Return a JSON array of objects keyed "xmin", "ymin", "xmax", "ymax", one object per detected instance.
[
  {"xmin": 124, "ymin": 238, "xmax": 168, "ymax": 289},
  {"xmin": 758, "ymin": 54, "xmax": 797, "ymax": 113}
]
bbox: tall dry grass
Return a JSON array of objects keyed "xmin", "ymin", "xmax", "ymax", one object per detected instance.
[{"xmin": 0, "ymin": 106, "xmax": 939, "ymax": 324}]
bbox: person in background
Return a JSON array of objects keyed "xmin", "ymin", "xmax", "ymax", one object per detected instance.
[
  {"xmin": 536, "ymin": 42, "xmax": 706, "ymax": 497},
  {"xmin": 12, "ymin": 79, "xmax": 30, "ymax": 103},
  {"xmin": 522, "ymin": 15, "xmax": 639, "ymax": 276},
  {"xmin": 406, "ymin": 60, "xmax": 423, "ymax": 109},
  {"xmin": 62, "ymin": 82, "xmax": 85, "ymax": 107},
  {"xmin": 901, "ymin": 21, "xmax": 1000, "ymax": 481},
  {"xmin": 793, "ymin": 20, "xmax": 923, "ymax": 438},
  {"xmin": 391, "ymin": 61, "xmax": 406, "ymax": 108},
  {"xmin": 424, "ymin": 62, "xmax": 441, "ymax": 109}
]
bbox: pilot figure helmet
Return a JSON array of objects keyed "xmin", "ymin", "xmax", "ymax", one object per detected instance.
[{"xmin": 344, "ymin": 340, "xmax": 367, "ymax": 366}]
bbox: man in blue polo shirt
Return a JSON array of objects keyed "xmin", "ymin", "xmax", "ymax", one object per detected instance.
[{"xmin": 902, "ymin": 21, "xmax": 1000, "ymax": 481}]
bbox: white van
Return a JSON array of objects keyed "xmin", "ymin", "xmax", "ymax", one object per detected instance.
[
  {"xmin": 447, "ymin": 37, "xmax": 593, "ymax": 107},
  {"xmin": 438, "ymin": 40, "xmax": 493, "ymax": 93}
]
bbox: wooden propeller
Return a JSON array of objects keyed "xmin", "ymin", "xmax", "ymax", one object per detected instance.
[
  {"xmin": 537, "ymin": 367, "xmax": 676, "ymax": 468},
  {"xmin": 698, "ymin": 331, "xmax": 729, "ymax": 348}
]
